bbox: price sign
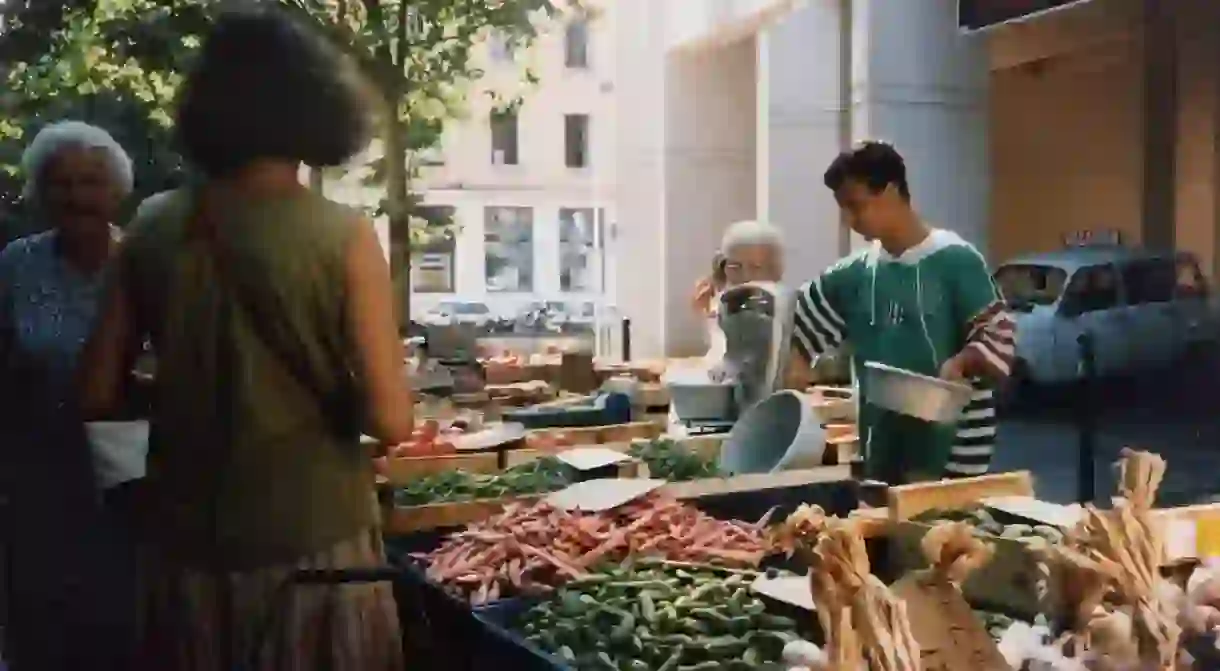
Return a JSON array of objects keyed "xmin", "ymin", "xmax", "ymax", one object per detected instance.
[{"xmin": 958, "ymin": 0, "xmax": 1093, "ymax": 33}]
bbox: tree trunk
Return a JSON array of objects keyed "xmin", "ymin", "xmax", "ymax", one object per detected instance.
[{"xmin": 385, "ymin": 116, "xmax": 411, "ymax": 331}]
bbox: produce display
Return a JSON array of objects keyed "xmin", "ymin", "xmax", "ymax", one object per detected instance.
[
  {"xmin": 627, "ymin": 438, "xmax": 721, "ymax": 482},
  {"xmin": 509, "ymin": 561, "xmax": 805, "ymax": 670},
  {"xmin": 910, "ymin": 506, "xmax": 1066, "ymax": 545},
  {"xmin": 413, "ymin": 494, "xmax": 771, "ymax": 604},
  {"xmin": 975, "ymin": 609, "xmax": 1027, "ymax": 642},
  {"xmin": 393, "ymin": 457, "xmax": 571, "ymax": 506}
]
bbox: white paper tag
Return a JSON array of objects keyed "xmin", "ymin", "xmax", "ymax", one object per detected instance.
[
  {"xmin": 1165, "ymin": 517, "xmax": 1198, "ymax": 562},
  {"xmin": 982, "ymin": 495, "xmax": 1083, "ymax": 529},
  {"xmin": 453, "ymin": 422, "xmax": 527, "ymax": 452},
  {"xmin": 556, "ymin": 447, "xmax": 632, "ymax": 471},
  {"xmin": 751, "ymin": 573, "xmax": 815, "ymax": 611},
  {"xmin": 86, "ymin": 421, "xmax": 150, "ymax": 490},
  {"xmin": 545, "ymin": 478, "xmax": 666, "ymax": 512}
]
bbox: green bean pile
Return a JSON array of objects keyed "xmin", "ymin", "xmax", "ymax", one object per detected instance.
[
  {"xmin": 393, "ymin": 457, "xmax": 570, "ymax": 506},
  {"xmin": 627, "ymin": 439, "xmax": 721, "ymax": 482}
]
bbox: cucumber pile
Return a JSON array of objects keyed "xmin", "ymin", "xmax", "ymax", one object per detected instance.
[
  {"xmin": 911, "ymin": 507, "xmax": 1066, "ymax": 545},
  {"xmin": 512, "ymin": 562, "xmax": 804, "ymax": 670},
  {"xmin": 393, "ymin": 457, "xmax": 570, "ymax": 506}
]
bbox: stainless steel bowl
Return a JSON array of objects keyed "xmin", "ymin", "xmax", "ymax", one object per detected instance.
[
  {"xmin": 667, "ymin": 382, "xmax": 736, "ymax": 421},
  {"xmin": 863, "ymin": 361, "xmax": 973, "ymax": 424}
]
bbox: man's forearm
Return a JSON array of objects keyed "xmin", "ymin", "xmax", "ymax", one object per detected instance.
[{"xmin": 960, "ymin": 301, "xmax": 1016, "ymax": 381}]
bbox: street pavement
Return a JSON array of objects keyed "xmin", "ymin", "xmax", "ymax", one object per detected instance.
[{"xmin": 994, "ymin": 357, "xmax": 1220, "ymax": 506}]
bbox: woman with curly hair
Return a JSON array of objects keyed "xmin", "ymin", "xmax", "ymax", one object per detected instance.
[{"xmin": 78, "ymin": 6, "xmax": 414, "ymax": 669}]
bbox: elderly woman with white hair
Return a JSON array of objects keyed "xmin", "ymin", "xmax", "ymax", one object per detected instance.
[
  {"xmin": 0, "ymin": 120, "xmax": 136, "ymax": 671},
  {"xmin": 693, "ymin": 220, "xmax": 785, "ymax": 363}
]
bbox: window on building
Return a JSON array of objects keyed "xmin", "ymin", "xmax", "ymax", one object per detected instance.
[
  {"xmin": 564, "ymin": 114, "xmax": 589, "ymax": 168},
  {"xmin": 564, "ymin": 18, "xmax": 589, "ymax": 68},
  {"xmin": 410, "ymin": 206, "xmax": 457, "ymax": 294},
  {"xmin": 485, "ymin": 207, "xmax": 534, "ymax": 292},
  {"xmin": 490, "ymin": 110, "xmax": 519, "ymax": 166},
  {"xmin": 559, "ymin": 207, "xmax": 602, "ymax": 293},
  {"xmin": 488, "ymin": 30, "xmax": 512, "ymax": 62}
]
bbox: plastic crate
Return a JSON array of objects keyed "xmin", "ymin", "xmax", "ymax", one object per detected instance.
[{"xmin": 474, "ymin": 599, "xmax": 566, "ymax": 671}]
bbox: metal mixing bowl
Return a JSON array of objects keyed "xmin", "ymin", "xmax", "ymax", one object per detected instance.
[{"xmin": 863, "ymin": 361, "xmax": 973, "ymax": 424}]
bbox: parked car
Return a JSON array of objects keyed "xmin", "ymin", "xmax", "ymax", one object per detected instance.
[
  {"xmin": 514, "ymin": 301, "xmax": 563, "ymax": 333},
  {"xmin": 563, "ymin": 301, "xmax": 597, "ymax": 333},
  {"xmin": 994, "ymin": 245, "xmax": 1215, "ymax": 398},
  {"xmin": 422, "ymin": 301, "xmax": 494, "ymax": 330}
]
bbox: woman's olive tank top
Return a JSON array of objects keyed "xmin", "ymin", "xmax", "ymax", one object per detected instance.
[{"xmin": 121, "ymin": 187, "xmax": 374, "ymax": 569}]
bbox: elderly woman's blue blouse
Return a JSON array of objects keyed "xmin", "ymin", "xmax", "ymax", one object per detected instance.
[{"xmin": 0, "ymin": 230, "xmax": 107, "ymax": 414}]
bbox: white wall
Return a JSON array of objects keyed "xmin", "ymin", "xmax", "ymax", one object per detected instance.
[
  {"xmin": 990, "ymin": 37, "xmax": 1143, "ymax": 261},
  {"xmin": 663, "ymin": 39, "xmax": 758, "ymax": 356},
  {"xmin": 756, "ymin": 1, "xmax": 848, "ymax": 286}
]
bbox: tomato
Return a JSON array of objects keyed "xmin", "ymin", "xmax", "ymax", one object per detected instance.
[{"xmin": 418, "ymin": 419, "xmax": 440, "ymax": 441}]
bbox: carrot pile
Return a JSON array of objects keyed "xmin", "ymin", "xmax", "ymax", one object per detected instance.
[{"xmin": 413, "ymin": 493, "xmax": 773, "ymax": 604}]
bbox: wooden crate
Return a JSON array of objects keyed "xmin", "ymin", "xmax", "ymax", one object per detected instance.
[
  {"xmin": 663, "ymin": 464, "xmax": 852, "ymax": 499},
  {"xmin": 634, "ymin": 383, "xmax": 670, "ymax": 409},
  {"xmin": 381, "ymin": 452, "xmax": 500, "ymax": 484},
  {"xmin": 382, "ymin": 495, "xmax": 542, "ymax": 534},
  {"xmin": 524, "ymin": 421, "xmax": 663, "ymax": 447},
  {"xmin": 382, "ymin": 459, "xmax": 641, "ymax": 533},
  {"xmin": 886, "ymin": 471, "xmax": 1034, "ymax": 522},
  {"xmin": 885, "ymin": 471, "xmax": 1053, "ymax": 619}
]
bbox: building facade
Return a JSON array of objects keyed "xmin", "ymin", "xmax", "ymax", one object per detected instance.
[
  {"xmin": 405, "ymin": 4, "xmax": 616, "ymax": 321},
  {"xmin": 612, "ymin": 0, "xmax": 1220, "ymax": 358}
]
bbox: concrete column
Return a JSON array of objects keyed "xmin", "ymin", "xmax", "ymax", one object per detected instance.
[
  {"xmin": 756, "ymin": 0, "xmax": 849, "ymax": 285},
  {"xmin": 612, "ymin": 0, "xmax": 669, "ymax": 358},
  {"xmin": 1142, "ymin": 0, "xmax": 1177, "ymax": 250},
  {"xmin": 850, "ymin": 0, "xmax": 991, "ymax": 253},
  {"xmin": 534, "ymin": 206, "xmax": 562, "ymax": 296},
  {"xmin": 662, "ymin": 41, "xmax": 758, "ymax": 356}
]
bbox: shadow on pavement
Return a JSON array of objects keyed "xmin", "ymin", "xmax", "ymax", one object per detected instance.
[{"xmin": 996, "ymin": 353, "xmax": 1220, "ymax": 506}]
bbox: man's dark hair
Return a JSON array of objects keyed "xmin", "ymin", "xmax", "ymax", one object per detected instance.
[
  {"xmin": 823, "ymin": 141, "xmax": 910, "ymax": 200},
  {"xmin": 175, "ymin": 6, "xmax": 376, "ymax": 177}
]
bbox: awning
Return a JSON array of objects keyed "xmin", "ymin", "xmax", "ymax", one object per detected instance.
[
  {"xmin": 958, "ymin": 0, "xmax": 1094, "ymax": 34},
  {"xmin": 666, "ymin": 0, "xmax": 806, "ymax": 54}
]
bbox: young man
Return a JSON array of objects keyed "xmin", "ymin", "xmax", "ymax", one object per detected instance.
[{"xmin": 792, "ymin": 142, "xmax": 1014, "ymax": 483}]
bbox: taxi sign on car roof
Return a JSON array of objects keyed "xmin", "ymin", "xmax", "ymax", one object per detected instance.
[{"xmin": 1062, "ymin": 228, "xmax": 1121, "ymax": 247}]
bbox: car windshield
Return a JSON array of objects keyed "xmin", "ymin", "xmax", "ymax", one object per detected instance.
[
  {"xmin": 994, "ymin": 264, "xmax": 1068, "ymax": 308},
  {"xmin": 456, "ymin": 303, "xmax": 490, "ymax": 314}
]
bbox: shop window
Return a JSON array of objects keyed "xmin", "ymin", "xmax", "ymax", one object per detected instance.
[
  {"xmin": 485, "ymin": 206, "xmax": 534, "ymax": 292},
  {"xmin": 490, "ymin": 111, "xmax": 519, "ymax": 166},
  {"xmin": 410, "ymin": 205, "xmax": 457, "ymax": 294},
  {"xmin": 559, "ymin": 207, "xmax": 602, "ymax": 292},
  {"xmin": 564, "ymin": 114, "xmax": 589, "ymax": 169}
]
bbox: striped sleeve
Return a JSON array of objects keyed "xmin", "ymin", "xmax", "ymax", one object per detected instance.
[
  {"xmin": 945, "ymin": 243, "xmax": 1017, "ymax": 381},
  {"xmin": 962, "ymin": 300, "xmax": 1017, "ymax": 379},
  {"xmin": 792, "ymin": 275, "xmax": 847, "ymax": 363},
  {"xmin": 946, "ymin": 382, "xmax": 995, "ymax": 477}
]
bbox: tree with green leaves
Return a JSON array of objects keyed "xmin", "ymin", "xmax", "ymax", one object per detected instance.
[{"xmin": 0, "ymin": 0, "xmax": 583, "ymax": 318}]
